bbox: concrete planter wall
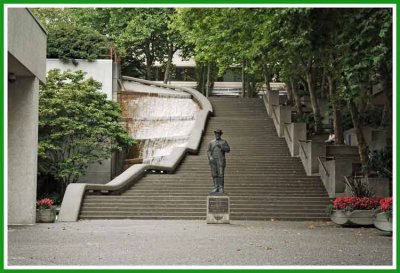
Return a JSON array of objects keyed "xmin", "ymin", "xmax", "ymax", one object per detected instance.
[
  {"xmin": 319, "ymin": 157, "xmax": 358, "ymax": 198},
  {"xmin": 299, "ymin": 141, "xmax": 326, "ymax": 176},
  {"xmin": 265, "ymin": 90, "xmax": 279, "ymax": 116},
  {"xmin": 344, "ymin": 177, "xmax": 391, "ymax": 198},
  {"xmin": 366, "ymin": 177, "xmax": 391, "ymax": 197},
  {"xmin": 36, "ymin": 209, "xmax": 56, "ymax": 223},
  {"xmin": 331, "ymin": 210, "xmax": 375, "ymax": 226},
  {"xmin": 284, "ymin": 122, "xmax": 306, "ymax": 157},
  {"xmin": 374, "ymin": 212, "xmax": 392, "ymax": 232},
  {"xmin": 271, "ymin": 105, "xmax": 291, "ymax": 137}
]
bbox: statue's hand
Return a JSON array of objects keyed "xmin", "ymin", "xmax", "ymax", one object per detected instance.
[{"xmin": 209, "ymin": 157, "xmax": 214, "ymax": 161}]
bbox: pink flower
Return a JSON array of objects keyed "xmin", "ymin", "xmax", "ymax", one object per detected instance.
[
  {"xmin": 333, "ymin": 197, "xmax": 381, "ymax": 211},
  {"xmin": 379, "ymin": 197, "xmax": 392, "ymax": 212},
  {"xmin": 36, "ymin": 198, "xmax": 54, "ymax": 209}
]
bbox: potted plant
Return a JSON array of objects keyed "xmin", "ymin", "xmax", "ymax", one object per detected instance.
[
  {"xmin": 374, "ymin": 197, "xmax": 392, "ymax": 232},
  {"xmin": 327, "ymin": 196, "xmax": 381, "ymax": 226},
  {"xmin": 36, "ymin": 198, "xmax": 56, "ymax": 223}
]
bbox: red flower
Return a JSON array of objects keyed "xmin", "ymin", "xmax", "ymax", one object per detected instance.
[
  {"xmin": 333, "ymin": 197, "xmax": 381, "ymax": 211},
  {"xmin": 379, "ymin": 197, "xmax": 392, "ymax": 212},
  {"xmin": 36, "ymin": 198, "xmax": 54, "ymax": 209}
]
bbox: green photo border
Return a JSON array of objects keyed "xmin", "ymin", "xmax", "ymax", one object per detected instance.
[{"xmin": 1, "ymin": 0, "xmax": 397, "ymax": 271}]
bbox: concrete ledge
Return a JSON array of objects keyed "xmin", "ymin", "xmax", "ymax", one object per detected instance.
[
  {"xmin": 271, "ymin": 105, "xmax": 291, "ymax": 137},
  {"xmin": 264, "ymin": 90, "xmax": 279, "ymax": 116},
  {"xmin": 319, "ymin": 157, "xmax": 360, "ymax": 198},
  {"xmin": 58, "ymin": 184, "xmax": 87, "ymax": 222},
  {"xmin": 59, "ymin": 77, "xmax": 213, "ymax": 222},
  {"xmin": 299, "ymin": 140, "xmax": 326, "ymax": 176},
  {"xmin": 284, "ymin": 122, "xmax": 306, "ymax": 157},
  {"xmin": 344, "ymin": 177, "xmax": 391, "ymax": 198}
]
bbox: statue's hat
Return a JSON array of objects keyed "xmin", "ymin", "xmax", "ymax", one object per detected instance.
[{"xmin": 214, "ymin": 129, "xmax": 223, "ymax": 135}]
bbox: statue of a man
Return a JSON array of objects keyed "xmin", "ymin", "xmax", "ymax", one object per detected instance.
[{"xmin": 207, "ymin": 129, "xmax": 230, "ymax": 193}]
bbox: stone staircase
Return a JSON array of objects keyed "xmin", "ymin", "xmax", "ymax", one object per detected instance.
[{"xmin": 80, "ymin": 97, "xmax": 330, "ymax": 221}]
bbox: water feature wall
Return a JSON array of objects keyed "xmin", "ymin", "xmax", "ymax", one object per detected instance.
[{"xmin": 119, "ymin": 91, "xmax": 200, "ymax": 166}]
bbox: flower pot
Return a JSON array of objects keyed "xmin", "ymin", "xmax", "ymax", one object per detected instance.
[
  {"xmin": 36, "ymin": 208, "xmax": 56, "ymax": 223},
  {"xmin": 331, "ymin": 210, "xmax": 375, "ymax": 226},
  {"xmin": 374, "ymin": 212, "xmax": 392, "ymax": 232}
]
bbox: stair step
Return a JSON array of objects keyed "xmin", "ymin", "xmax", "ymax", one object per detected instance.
[{"xmin": 80, "ymin": 97, "xmax": 329, "ymax": 220}]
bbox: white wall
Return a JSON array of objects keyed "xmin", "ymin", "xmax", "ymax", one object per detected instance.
[
  {"xmin": 46, "ymin": 59, "xmax": 113, "ymax": 100},
  {"xmin": 8, "ymin": 77, "xmax": 39, "ymax": 224}
]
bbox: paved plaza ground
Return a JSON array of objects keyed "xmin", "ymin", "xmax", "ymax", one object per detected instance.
[{"xmin": 8, "ymin": 220, "xmax": 392, "ymax": 267}]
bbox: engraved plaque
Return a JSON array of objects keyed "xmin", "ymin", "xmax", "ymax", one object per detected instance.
[
  {"xmin": 206, "ymin": 195, "xmax": 230, "ymax": 224},
  {"xmin": 208, "ymin": 198, "xmax": 229, "ymax": 214}
]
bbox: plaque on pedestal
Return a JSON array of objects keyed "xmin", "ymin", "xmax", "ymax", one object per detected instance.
[{"xmin": 207, "ymin": 194, "xmax": 230, "ymax": 224}]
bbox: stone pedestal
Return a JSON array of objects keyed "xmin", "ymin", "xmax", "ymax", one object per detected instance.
[{"xmin": 207, "ymin": 194, "xmax": 230, "ymax": 224}]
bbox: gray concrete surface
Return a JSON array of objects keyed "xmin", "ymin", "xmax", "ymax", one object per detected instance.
[
  {"xmin": 8, "ymin": 220, "xmax": 392, "ymax": 266},
  {"xmin": 8, "ymin": 8, "xmax": 47, "ymax": 225}
]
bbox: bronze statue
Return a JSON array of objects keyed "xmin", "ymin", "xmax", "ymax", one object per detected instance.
[{"xmin": 207, "ymin": 129, "xmax": 230, "ymax": 193}]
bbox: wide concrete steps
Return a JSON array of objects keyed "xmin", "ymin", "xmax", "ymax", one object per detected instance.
[{"xmin": 79, "ymin": 97, "xmax": 330, "ymax": 221}]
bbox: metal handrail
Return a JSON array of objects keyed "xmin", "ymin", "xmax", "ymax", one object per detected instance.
[
  {"xmin": 298, "ymin": 139, "xmax": 312, "ymax": 143},
  {"xmin": 318, "ymin": 156, "xmax": 329, "ymax": 177},
  {"xmin": 299, "ymin": 140, "xmax": 308, "ymax": 159},
  {"xmin": 319, "ymin": 155, "xmax": 335, "ymax": 160},
  {"xmin": 271, "ymin": 104, "xmax": 279, "ymax": 122},
  {"xmin": 283, "ymin": 123, "xmax": 292, "ymax": 143}
]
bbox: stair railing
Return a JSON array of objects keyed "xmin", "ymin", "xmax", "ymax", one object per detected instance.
[
  {"xmin": 58, "ymin": 77, "xmax": 213, "ymax": 222},
  {"xmin": 298, "ymin": 140, "xmax": 310, "ymax": 160},
  {"xmin": 317, "ymin": 156, "xmax": 334, "ymax": 177},
  {"xmin": 283, "ymin": 122, "xmax": 293, "ymax": 143}
]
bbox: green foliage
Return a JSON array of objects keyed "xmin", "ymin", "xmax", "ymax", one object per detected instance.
[
  {"xmin": 32, "ymin": 8, "xmax": 111, "ymax": 64},
  {"xmin": 71, "ymin": 8, "xmax": 190, "ymax": 78},
  {"xmin": 368, "ymin": 147, "xmax": 392, "ymax": 178},
  {"xmin": 47, "ymin": 24, "xmax": 110, "ymax": 64},
  {"xmin": 38, "ymin": 69, "xmax": 135, "ymax": 191}
]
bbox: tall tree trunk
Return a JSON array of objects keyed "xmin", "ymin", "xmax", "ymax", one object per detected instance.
[
  {"xmin": 206, "ymin": 63, "xmax": 210, "ymax": 97},
  {"xmin": 201, "ymin": 65, "xmax": 207, "ymax": 94},
  {"xmin": 380, "ymin": 63, "xmax": 392, "ymax": 147},
  {"xmin": 285, "ymin": 81, "xmax": 293, "ymax": 106},
  {"xmin": 306, "ymin": 67, "xmax": 321, "ymax": 133},
  {"xmin": 264, "ymin": 72, "xmax": 271, "ymax": 93},
  {"xmin": 327, "ymin": 75, "xmax": 344, "ymax": 144},
  {"xmin": 241, "ymin": 61, "xmax": 246, "ymax": 98},
  {"xmin": 320, "ymin": 68, "xmax": 327, "ymax": 99},
  {"xmin": 144, "ymin": 43, "xmax": 152, "ymax": 80},
  {"xmin": 348, "ymin": 100, "xmax": 369, "ymax": 174},
  {"xmin": 290, "ymin": 78, "xmax": 303, "ymax": 117},
  {"xmin": 163, "ymin": 45, "xmax": 174, "ymax": 84}
]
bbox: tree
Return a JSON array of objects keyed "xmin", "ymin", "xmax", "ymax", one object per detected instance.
[
  {"xmin": 38, "ymin": 69, "xmax": 135, "ymax": 196},
  {"xmin": 338, "ymin": 8, "xmax": 392, "ymax": 172},
  {"xmin": 32, "ymin": 8, "xmax": 111, "ymax": 64},
  {"xmin": 47, "ymin": 24, "xmax": 111, "ymax": 64}
]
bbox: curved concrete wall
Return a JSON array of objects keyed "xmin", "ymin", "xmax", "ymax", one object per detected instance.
[{"xmin": 59, "ymin": 77, "xmax": 213, "ymax": 221}]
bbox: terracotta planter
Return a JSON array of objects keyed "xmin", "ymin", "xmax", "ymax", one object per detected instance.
[
  {"xmin": 374, "ymin": 212, "xmax": 392, "ymax": 232},
  {"xmin": 36, "ymin": 208, "xmax": 56, "ymax": 223},
  {"xmin": 331, "ymin": 210, "xmax": 375, "ymax": 226}
]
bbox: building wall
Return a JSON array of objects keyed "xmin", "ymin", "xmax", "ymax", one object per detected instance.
[
  {"xmin": 8, "ymin": 8, "xmax": 47, "ymax": 82},
  {"xmin": 46, "ymin": 59, "xmax": 113, "ymax": 100},
  {"xmin": 8, "ymin": 8, "xmax": 47, "ymax": 225},
  {"xmin": 8, "ymin": 77, "xmax": 40, "ymax": 224},
  {"xmin": 344, "ymin": 127, "xmax": 387, "ymax": 151}
]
